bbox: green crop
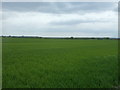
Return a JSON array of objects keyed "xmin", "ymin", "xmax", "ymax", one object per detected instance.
[{"xmin": 2, "ymin": 37, "xmax": 118, "ymax": 88}]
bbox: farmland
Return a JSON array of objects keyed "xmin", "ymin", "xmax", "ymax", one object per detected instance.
[{"xmin": 2, "ymin": 37, "xmax": 118, "ymax": 88}]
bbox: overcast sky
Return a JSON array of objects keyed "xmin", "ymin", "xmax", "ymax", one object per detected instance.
[{"xmin": 2, "ymin": 2, "xmax": 118, "ymax": 37}]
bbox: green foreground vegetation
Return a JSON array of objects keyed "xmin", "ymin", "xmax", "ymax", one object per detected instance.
[{"xmin": 2, "ymin": 37, "xmax": 118, "ymax": 88}]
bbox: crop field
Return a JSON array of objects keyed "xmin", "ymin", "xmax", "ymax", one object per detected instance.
[{"xmin": 2, "ymin": 37, "xmax": 118, "ymax": 88}]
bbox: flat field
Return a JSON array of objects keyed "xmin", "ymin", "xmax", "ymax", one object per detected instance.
[{"xmin": 2, "ymin": 37, "xmax": 118, "ymax": 88}]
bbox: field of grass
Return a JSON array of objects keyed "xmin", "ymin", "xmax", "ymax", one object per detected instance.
[{"xmin": 2, "ymin": 37, "xmax": 118, "ymax": 88}]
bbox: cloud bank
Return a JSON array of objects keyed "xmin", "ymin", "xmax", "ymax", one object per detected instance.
[{"xmin": 2, "ymin": 2, "xmax": 118, "ymax": 37}]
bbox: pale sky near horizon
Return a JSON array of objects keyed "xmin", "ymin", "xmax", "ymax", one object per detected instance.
[{"xmin": 2, "ymin": 2, "xmax": 118, "ymax": 37}]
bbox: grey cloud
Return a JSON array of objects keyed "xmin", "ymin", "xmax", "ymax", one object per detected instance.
[
  {"xmin": 50, "ymin": 19, "xmax": 109, "ymax": 25},
  {"xmin": 2, "ymin": 2, "xmax": 117, "ymax": 38},
  {"xmin": 3, "ymin": 2, "xmax": 117, "ymax": 14}
]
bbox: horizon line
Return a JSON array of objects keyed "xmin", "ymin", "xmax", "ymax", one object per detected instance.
[{"xmin": 1, "ymin": 35, "xmax": 119, "ymax": 38}]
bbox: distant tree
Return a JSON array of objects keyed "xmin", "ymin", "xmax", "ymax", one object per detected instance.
[
  {"xmin": 70, "ymin": 37, "xmax": 74, "ymax": 39},
  {"xmin": 104, "ymin": 37, "xmax": 109, "ymax": 39},
  {"xmin": 91, "ymin": 37, "xmax": 95, "ymax": 39},
  {"xmin": 22, "ymin": 35, "xmax": 24, "ymax": 38}
]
